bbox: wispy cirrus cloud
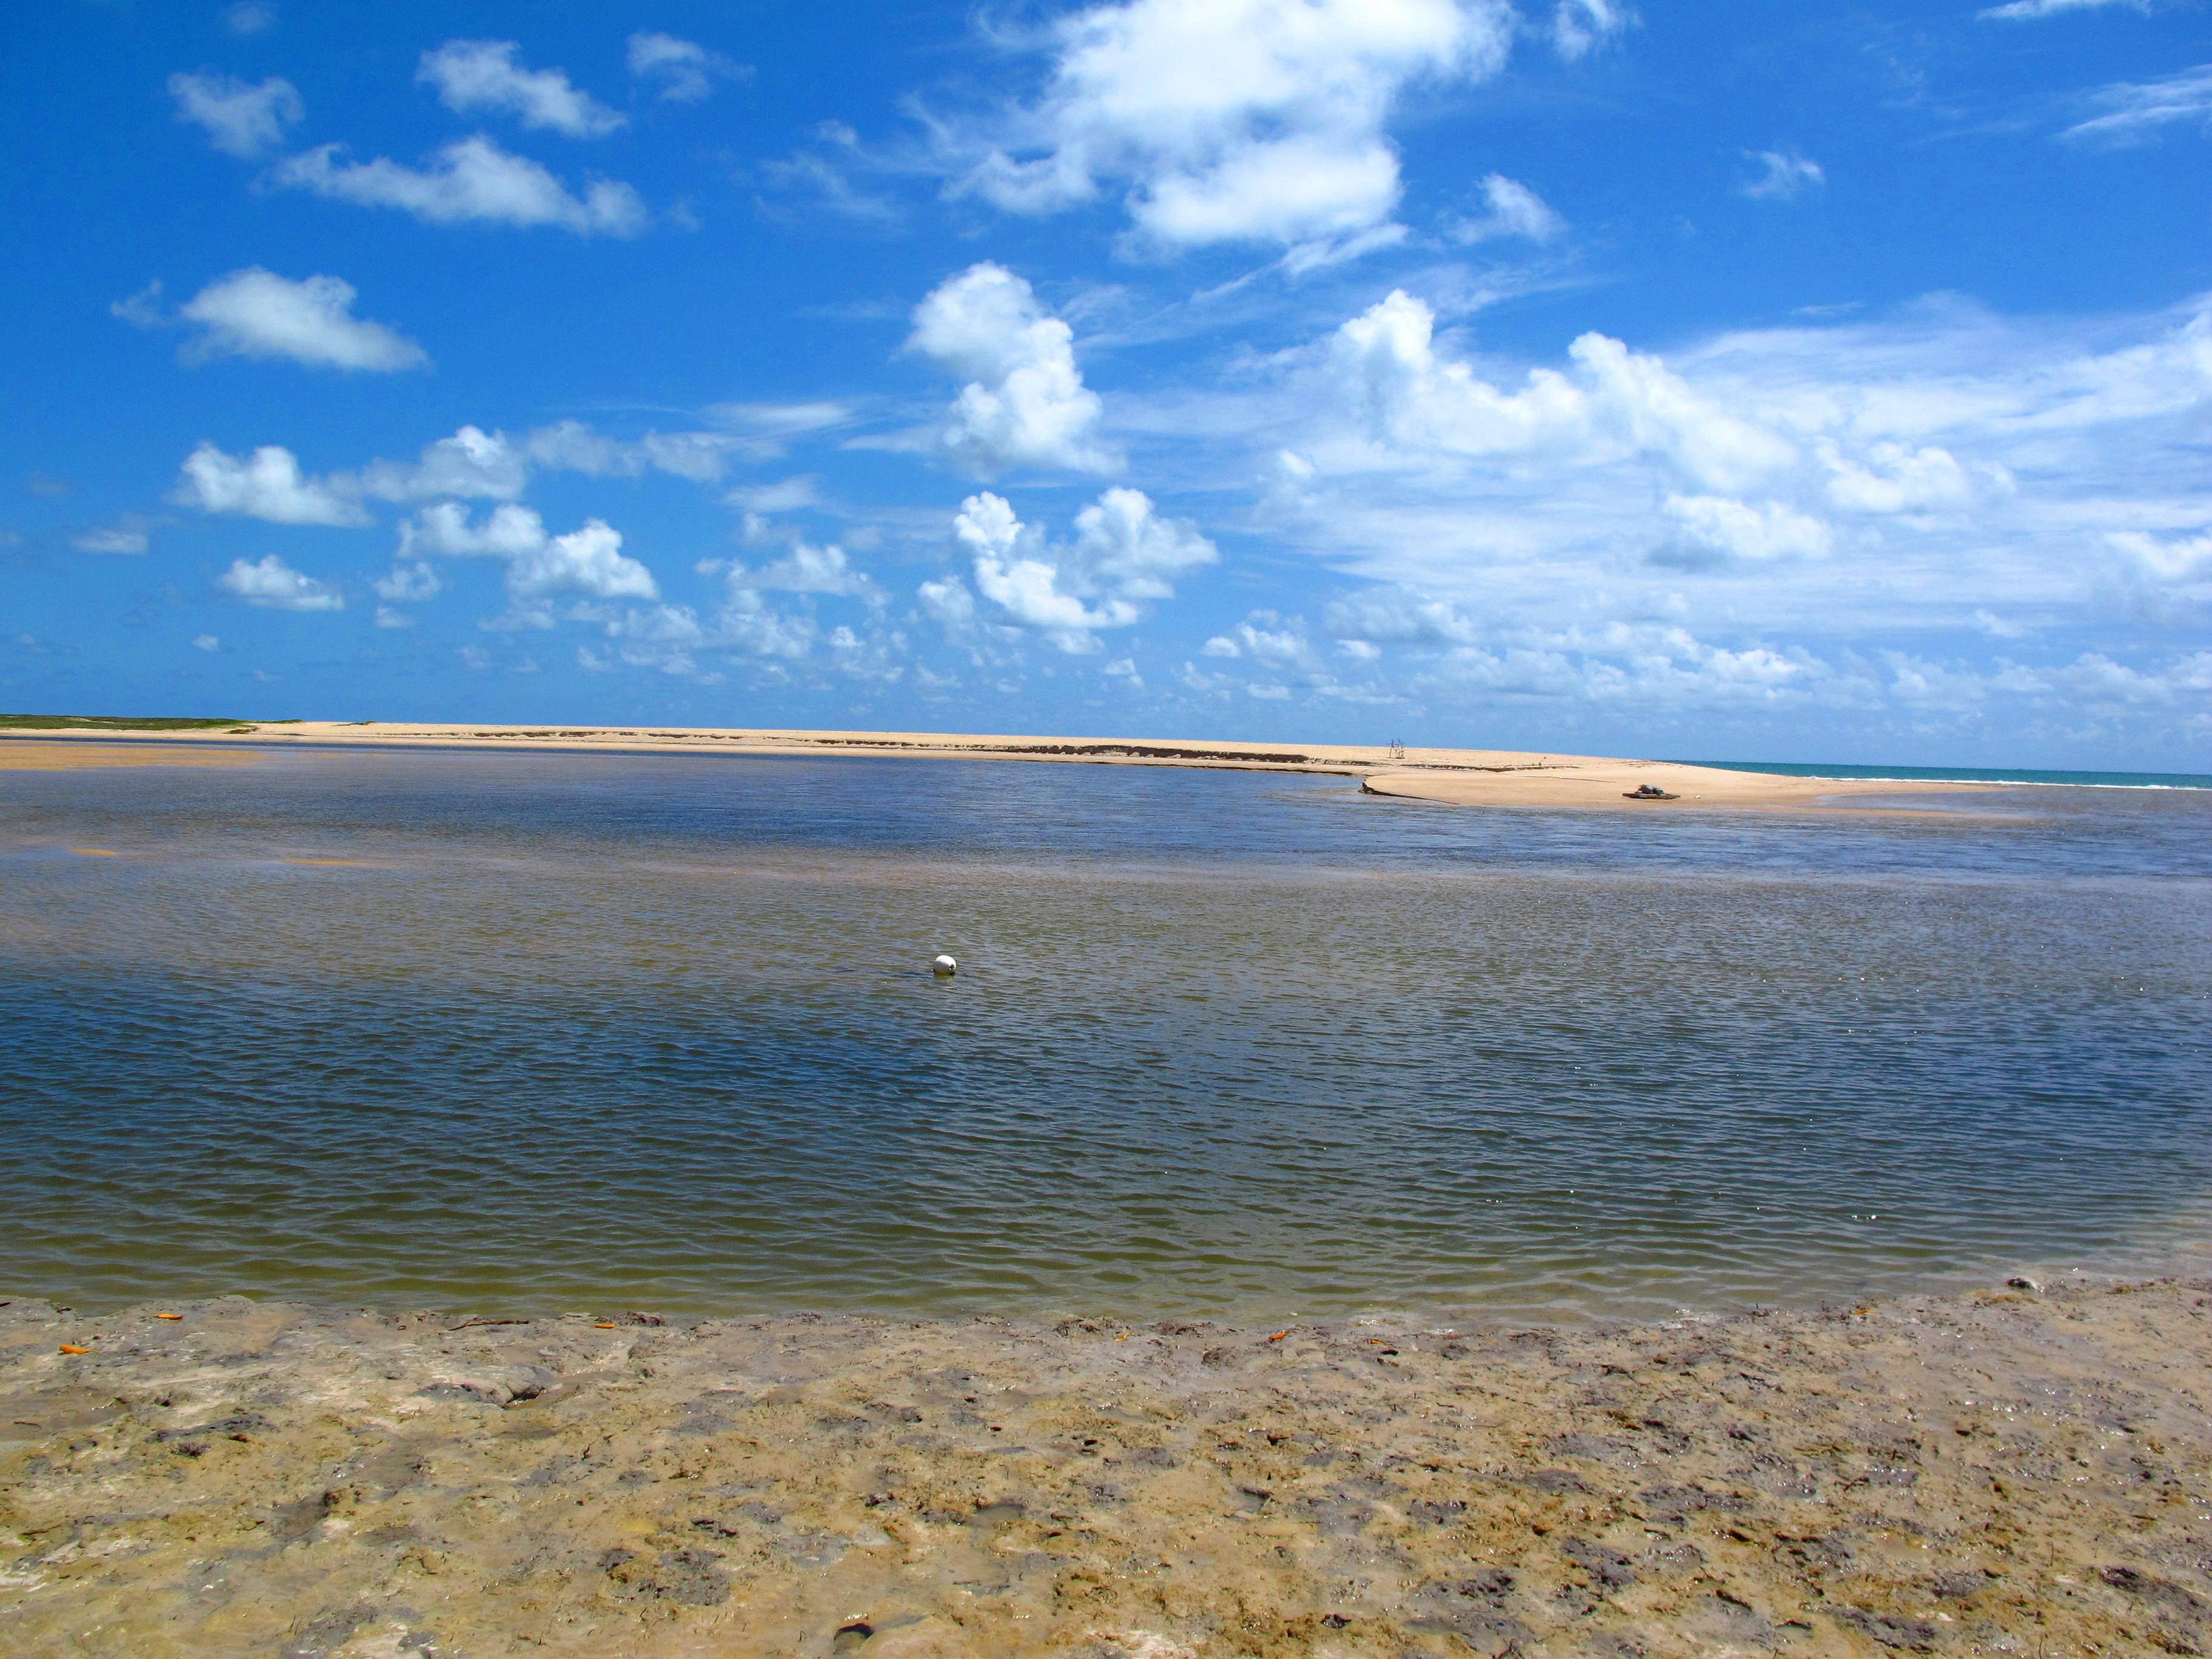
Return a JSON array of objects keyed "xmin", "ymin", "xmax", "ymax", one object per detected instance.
[
  {"xmin": 1981, "ymin": 0, "xmax": 2153, "ymax": 20},
  {"xmin": 1740, "ymin": 148, "xmax": 1825, "ymax": 201},
  {"xmin": 627, "ymin": 32, "xmax": 748, "ymax": 102},
  {"xmin": 2061, "ymin": 63, "xmax": 2212, "ymax": 144}
]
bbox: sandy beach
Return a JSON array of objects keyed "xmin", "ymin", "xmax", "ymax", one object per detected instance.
[
  {"xmin": 4, "ymin": 1276, "xmax": 2208, "ymax": 1658},
  {"xmin": 0, "ymin": 722, "xmax": 1980, "ymax": 812}
]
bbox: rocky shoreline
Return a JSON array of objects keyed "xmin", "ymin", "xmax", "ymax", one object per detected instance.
[{"xmin": 4, "ymin": 1276, "xmax": 2209, "ymax": 1657}]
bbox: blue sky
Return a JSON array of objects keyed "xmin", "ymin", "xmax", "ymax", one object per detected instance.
[{"xmin": 2, "ymin": 0, "xmax": 2208, "ymax": 765}]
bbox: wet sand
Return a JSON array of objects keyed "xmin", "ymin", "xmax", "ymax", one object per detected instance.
[
  {"xmin": 5, "ymin": 1276, "xmax": 2207, "ymax": 1657},
  {"xmin": 1, "ymin": 724, "xmax": 1977, "ymax": 813},
  {"xmin": 0, "ymin": 740, "xmax": 254, "ymax": 771}
]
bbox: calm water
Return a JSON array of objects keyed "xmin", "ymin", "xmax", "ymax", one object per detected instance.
[{"xmin": 3, "ymin": 745, "xmax": 2208, "ymax": 1324}]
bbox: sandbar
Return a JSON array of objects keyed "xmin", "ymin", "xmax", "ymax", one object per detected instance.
[
  {"xmin": 2, "ymin": 723, "xmax": 1980, "ymax": 813},
  {"xmin": 0, "ymin": 740, "xmax": 254, "ymax": 772},
  {"xmin": 3, "ymin": 1276, "xmax": 2207, "ymax": 1656}
]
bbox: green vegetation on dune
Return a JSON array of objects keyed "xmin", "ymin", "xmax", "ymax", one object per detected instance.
[{"xmin": 0, "ymin": 714, "xmax": 249, "ymax": 731}]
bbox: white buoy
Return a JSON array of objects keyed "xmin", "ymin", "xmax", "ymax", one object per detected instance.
[{"xmin": 933, "ymin": 954, "xmax": 958, "ymax": 977}]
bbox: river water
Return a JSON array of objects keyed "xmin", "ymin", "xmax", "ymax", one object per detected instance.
[{"xmin": 3, "ymin": 744, "xmax": 2207, "ymax": 1324}]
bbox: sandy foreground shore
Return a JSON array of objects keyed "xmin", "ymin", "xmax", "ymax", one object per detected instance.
[
  {"xmin": 0, "ymin": 724, "xmax": 1979, "ymax": 813},
  {"xmin": 5, "ymin": 1278, "xmax": 2208, "ymax": 1658}
]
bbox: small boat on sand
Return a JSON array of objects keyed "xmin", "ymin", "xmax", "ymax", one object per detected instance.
[{"xmin": 1623, "ymin": 783, "xmax": 1680, "ymax": 800}]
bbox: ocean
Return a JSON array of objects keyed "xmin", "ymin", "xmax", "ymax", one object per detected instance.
[{"xmin": 3, "ymin": 743, "xmax": 2207, "ymax": 1324}]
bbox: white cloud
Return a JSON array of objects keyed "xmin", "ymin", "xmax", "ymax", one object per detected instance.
[
  {"xmin": 172, "ymin": 420, "xmax": 738, "ymax": 536},
  {"xmin": 1166, "ymin": 284, "xmax": 2212, "ymax": 725},
  {"xmin": 72, "ymin": 525, "xmax": 149, "ymax": 555},
  {"xmin": 1068, "ymin": 484, "xmax": 1219, "ymax": 599},
  {"xmin": 1820, "ymin": 440, "xmax": 1982, "ymax": 512},
  {"xmin": 1982, "ymin": 0, "xmax": 2151, "ymax": 18},
  {"xmin": 917, "ymin": 574, "xmax": 978, "ymax": 628},
  {"xmin": 417, "ymin": 40, "xmax": 625, "ymax": 138},
  {"xmin": 193, "ymin": 633, "xmax": 221, "ymax": 651},
  {"xmin": 1553, "ymin": 0, "xmax": 1634, "ymax": 59},
  {"xmin": 2060, "ymin": 64, "xmax": 2212, "ymax": 144},
  {"xmin": 1663, "ymin": 494, "xmax": 1834, "ymax": 562},
  {"xmin": 222, "ymin": 2, "xmax": 277, "ymax": 34},
  {"xmin": 910, "ymin": 263, "xmax": 1115, "ymax": 475},
  {"xmin": 175, "ymin": 269, "xmax": 427, "ymax": 372},
  {"xmin": 523, "ymin": 420, "xmax": 734, "ymax": 483},
  {"xmin": 952, "ymin": 486, "xmax": 1214, "ymax": 647},
  {"xmin": 372, "ymin": 560, "xmax": 442, "ymax": 602},
  {"xmin": 1326, "ymin": 289, "xmax": 1795, "ymax": 491},
  {"xmin": 1740, "ymin": 148, "xmax": 1825, "ymax": 202},
  {"xmin": 349, "ymin": 425, "xmax": 527, "ymax": 501},
  {"xmin": 511, "ymin": 521, "xmax": 656, "ymax": 604},
  {"xmin": 403, "ymin": 503, "xmax": 659, "ymax": 617},
  {"xmin": 275, "ymin": 137, "xmax": 648, "ymax": 235},
  {"xmin": 2110, "ymin": 528, "xmax": 2212, "ymax": 583},
  {"xmin": 1204, "ymin": 611, "xmax": 1309, "ymax": 664},
  {"xmin": 951, "ymin": 0, "xmax": 1514, "ymax": 249},
  {"xmin": 110, "ymin": 280, "xmax": 166, "ymax": 329},
  {"xmin": 726, "ymin": 476, "xmax": 822, "ymax": 515},
  {"xmin": 628, "ymin": 32, "xmax": 745, "ymax": 102},
  {"xmin": 1323, "ymin": 587, "xmax": 1483, "ymax": 646},
  {"xmin": 174, "ymin": 441, "xmax": 367, "ymax": 525},
  {"xmin": 167, "ymin": 72, "xmax": 301, "ymax": 158},
  {"xmin": 1447, "ymin": 173, "xmax": 1566, "ymax": 244},
  {"xmin": 218, "ymin": 554, "xmax": 343, "ymax": 611},
  {"xmin": 747, "ymin": 541, "xmax": 880, "ymax": 601},
  {"xmin": 406, "ymin": 500, "xmax": 546, "ymax": 557}
]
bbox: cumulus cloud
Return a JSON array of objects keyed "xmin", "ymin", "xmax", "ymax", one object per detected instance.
[
  {"xmin": 1663, "ymin": 494, "xmax": 1833, "ymax": 563},
  {"xmin": 167, "ymin": 72, "xmax": 302, "ymax": 158},
  {"xmin": 417, "ymin": 40, "xmax": 625, "ymax": 137},
  {"xmin": 950, "ymin": 487, "xmax": 1214, "ymax": 648},
  {"xmin": 174, "ymin": 442, "xmax": 367, "ymax": 525},
  {"xmin": 628, "ymin": 32, "xmax": 746, "ymax": 102},
  {"xmin": 222, "ymin": 2, "xmax": 277, "ymax": 33},
  {"xmin": 1323, "ymin": 587, "xmax": 1483, "ymax": 646},
  {"xmin": 910, "ymin": 263, "xmax": 1115, "ymax": 475},
  {"xmin": 1182, "ymin": 283, "xmax": 2212, "ymax": 732},
  {"xmin": 746, "ymin": 540, "xmax": 881, "ymax": 601},
  {"xmin": 347, "ymin": 426, "xmax": 528, "ymax": 502},
  {"xmin": 1327, "ymin": 289, "xmax": 1795, "ymax": 491},
  {"xmin": 1447, "ymin": 173, "xmax": 1566, "ymax": 244},
  {"xmin": 218, "ymin": 553, "xmax": 343, "ymax": 611},
  {"xmin": 172, "ymin": 269, "xmax": 427, "ymax": 372},
  {"xmin": 170, "ymin": 420, "xmax": 737, "ymax": 538},
  {"xmin": 1820, "ymin": 440, "xmax": 1985, "ymax": 513},
  {"xmin": 275, "ymin": 137, "xmax": 648, "ymax": 235},
  {"xmin": 950, "ymin": 0, "xmax": 1513, "ymax": 249},
  {"xmin": 1740, "ymin": 148, "xmax": 1825, "ymax": 202},
  {"xmin": 2060, "ymin": 64, "xmax": 2212, "ymax": 144},
  {"xmin": 403, "ymin": 503, "xmax": 659, "ymax": 620},
  {"xmin": 372, "ymin": 560, "xmax": 442, "ymax": 603}
]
